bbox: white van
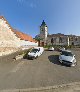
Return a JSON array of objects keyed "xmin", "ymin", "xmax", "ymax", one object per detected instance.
[{"xmin": 27, "ymin": 47, "xmax": 44, "ymax": 59}]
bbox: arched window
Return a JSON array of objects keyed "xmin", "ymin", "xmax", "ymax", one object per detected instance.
[
  {"xmin": 51, "ymin": 38, "xmax": 54, "ymax": 45},
  {"xmin": 51, "ymin": 38, "xmax": 54, "ymax": 43},
  {"xmin": 59, "ymin": 37, "xmax": 62, "ymax": 43}
]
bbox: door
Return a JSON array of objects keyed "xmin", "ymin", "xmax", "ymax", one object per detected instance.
[{"xmin": 41, "ymin": 42, "xmax": 44, "ymax": 46}]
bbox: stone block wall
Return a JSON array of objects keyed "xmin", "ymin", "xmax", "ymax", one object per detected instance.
[
  {"xmin": 0, "ymin": 16, "xmax": 38, "ymax": 56},
  {"xmin": 0, "ymin": 18, "xmax": 21, "ymax": 48}
]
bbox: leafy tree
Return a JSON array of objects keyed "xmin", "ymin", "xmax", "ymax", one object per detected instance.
[{"xmin": 35, "ymin": 35, "xmax": 43, "ymax": 46}]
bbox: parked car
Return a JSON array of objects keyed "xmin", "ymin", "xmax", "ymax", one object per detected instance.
[
  {"xmin": 59, "ymin": 47, "xmax": 65, "ymax": 52},
  {"xmin": 48, "ymin": 47, "xmax": 54, "ymax": 51},
  {"xmin": 27, "ymin": 47, "xmax": 44, "ymax": 59},
  {"xmin": 59, "ymin": 50, "xmax": 76, "ymax": 66}
]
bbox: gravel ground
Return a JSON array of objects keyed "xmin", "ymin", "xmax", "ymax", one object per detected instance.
[
  {"xmin": 0, "ymin": 49, "xmax": 28, "ymax": 62},
  {"xmin": 1, "ymin": 82, "xmax": 80, "ymax": 92},
  {"xmin": 0, "ymin": 49, "xmax": 80, "ymax": 91}
]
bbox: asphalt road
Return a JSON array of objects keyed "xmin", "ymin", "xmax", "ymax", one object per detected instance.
[{"xmin": 0, "ymin": 50, "xmax": 80, "ymax": 91}]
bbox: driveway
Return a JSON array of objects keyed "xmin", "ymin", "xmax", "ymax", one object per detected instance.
[{"xmin": 0, "ymin": 50, "xmax": 80, "ymax": 91}]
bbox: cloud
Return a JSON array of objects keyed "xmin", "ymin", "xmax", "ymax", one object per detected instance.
[
  {"xmin": 17, "ymin": 0, "xmax": 25, "ymax": 3},
  {"xmin": 17, "ymin": 0, "xmax": 26, "ymax": 5},
  {"xmin": 30, "ymin": 3, "xmax": 36, "ymax": 8},
  {"xmin": 17, "ymin": 0, "xmax": 37, "ymax": 8}
]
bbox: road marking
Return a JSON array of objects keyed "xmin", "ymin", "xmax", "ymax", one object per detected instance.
[{"xmin": 11, "ymin": 61, "xmax": 24, "ymax": 73}]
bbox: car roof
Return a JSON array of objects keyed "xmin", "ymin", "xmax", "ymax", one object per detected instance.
[
  {"xmin": 61, "ymin": 50, "xmax": 72, "ymax": 52},
  {"xmin": 34, "ymin": 47, "xmax": 43, "ymax": 49}
]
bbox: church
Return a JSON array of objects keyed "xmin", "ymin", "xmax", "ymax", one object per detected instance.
[{"xmin": 36, "ymin": 20, "xmax": 80, "ymax": 46}]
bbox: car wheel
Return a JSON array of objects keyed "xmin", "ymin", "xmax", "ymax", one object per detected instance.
[
  {"xmin": 35, "ymin": 56, "xmax": 38, "ymax": 59},
  {"xmin": 71, "ymin": 62, "xmax": 77, "ymax": 67}
]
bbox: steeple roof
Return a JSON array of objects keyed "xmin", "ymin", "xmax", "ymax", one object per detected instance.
[{"xmin": 41, "ymin": 20, "xmax": 47, "ymax": 26}]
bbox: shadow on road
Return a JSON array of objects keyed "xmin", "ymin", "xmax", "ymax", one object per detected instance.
[
  {"xmin": 48, "ymin": 55, "xmax": 70, "ymax": 67},
  {"xmin": 48, "ymin": 55, "xmax": 62, "ymax": 66}
]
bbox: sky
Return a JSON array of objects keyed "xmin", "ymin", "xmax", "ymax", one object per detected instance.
[{"xmin": 0, "ymin": 0, "xmax": 80, "ymax": 37}]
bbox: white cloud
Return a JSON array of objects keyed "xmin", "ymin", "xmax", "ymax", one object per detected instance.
[
  {"xmin": 17, "ymin": 0, "xmax": 26, "ymax": 5},
  {"xmin": 17, "ymin": 0, "xmax": 25, "ymax": 3},
  {"xmin": 30, "ymin": 3, "xmax": 36, "ymax": 8},
  {"xmin": 17, "ymin": 0, "xmax": 37, "ymax": 8}
]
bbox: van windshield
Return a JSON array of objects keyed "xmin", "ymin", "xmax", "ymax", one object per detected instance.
[{"xmin": 30, "ymin": 49, "xmax": 39, "ymax": 53}]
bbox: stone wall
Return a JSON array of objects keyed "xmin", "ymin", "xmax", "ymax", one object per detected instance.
[
  {"xmin": 47, "ymin": 36, "xmax": 80, "ymax": 46},
  {"xmin": 0, "ymin": 49, "xmax": 28, "ymax": 62},
  {"xmin": 0, "ymin": 17, "xmax": 38, "ymax": 56},
  {"xmin": 47, "ymin": 36, "xmax": 68, "ymax": 45},
  {"xmin": 0, "ymin": 18, "xmax": 21, "ymax": 48}
]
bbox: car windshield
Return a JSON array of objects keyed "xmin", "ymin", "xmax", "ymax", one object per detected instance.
[
  {"xmin": 30, "ymin": 49, "xmax": 39, "ymax": 53},
  {"xmin": 61, "ymin": 51, "xmax": 73, "ymax": 56}
]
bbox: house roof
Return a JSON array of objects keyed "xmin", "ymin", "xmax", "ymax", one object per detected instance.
[
  {"xmin": 14, "ymin": 29, "xmax": 37, "ymax": 42},
  {"xmin": 0, "ymin": 16, "xmax": 37, "ymax": 43},
  {"xmin": 48, "ymin": 33, "xmax": 65, "ymax": 37},
  {"xmin": 48, "ymin": 33, "xmax": 80, "ymax": 38}
]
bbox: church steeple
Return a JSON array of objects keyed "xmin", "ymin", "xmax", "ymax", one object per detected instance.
[
  {"xmin": 41, "ymin": 20, "xmax": 47, "ymax": 26},
  {"xmin": 40, "ymin": 20, "xmax": 48, "ymax": 40}
]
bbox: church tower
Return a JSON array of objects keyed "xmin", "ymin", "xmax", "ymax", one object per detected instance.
[
  {"xmin": 40, "ymin": 20, "xmax": 48, "ymax": 46},
  {"xmin": 40, "ymin": 20, "xmax": 48, "ymax": 39}
]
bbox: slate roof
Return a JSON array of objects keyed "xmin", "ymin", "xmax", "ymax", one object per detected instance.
[{"xmin": 41, "ymin": 20, "xmax": 47, "ymax": 27}]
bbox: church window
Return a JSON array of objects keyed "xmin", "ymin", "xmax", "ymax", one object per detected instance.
[
  {"xmin": 75, "ymin": 37, "xmax": 78, "ymax": 41},
  {"xmin": 59, "ymin": 37, "xmax": 62, "ymax": 43},
  {"xmin": 51, "ymin": 38, "xmax": 54, "ymax": 43}
]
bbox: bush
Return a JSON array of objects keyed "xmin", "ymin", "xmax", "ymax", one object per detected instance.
[{"xmin": 23, "ymin": 49, "xmax": 32, "ymax": 59}]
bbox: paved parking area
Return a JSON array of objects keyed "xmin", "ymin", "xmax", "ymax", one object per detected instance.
[{"xmin": 0, "ymin": 50, "xmax": 80, "ymax": 91}]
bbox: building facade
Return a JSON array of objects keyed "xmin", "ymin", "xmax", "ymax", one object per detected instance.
[{"xmin": 36, "ymin": 20, "xmax": 80, "ymax": 46}]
